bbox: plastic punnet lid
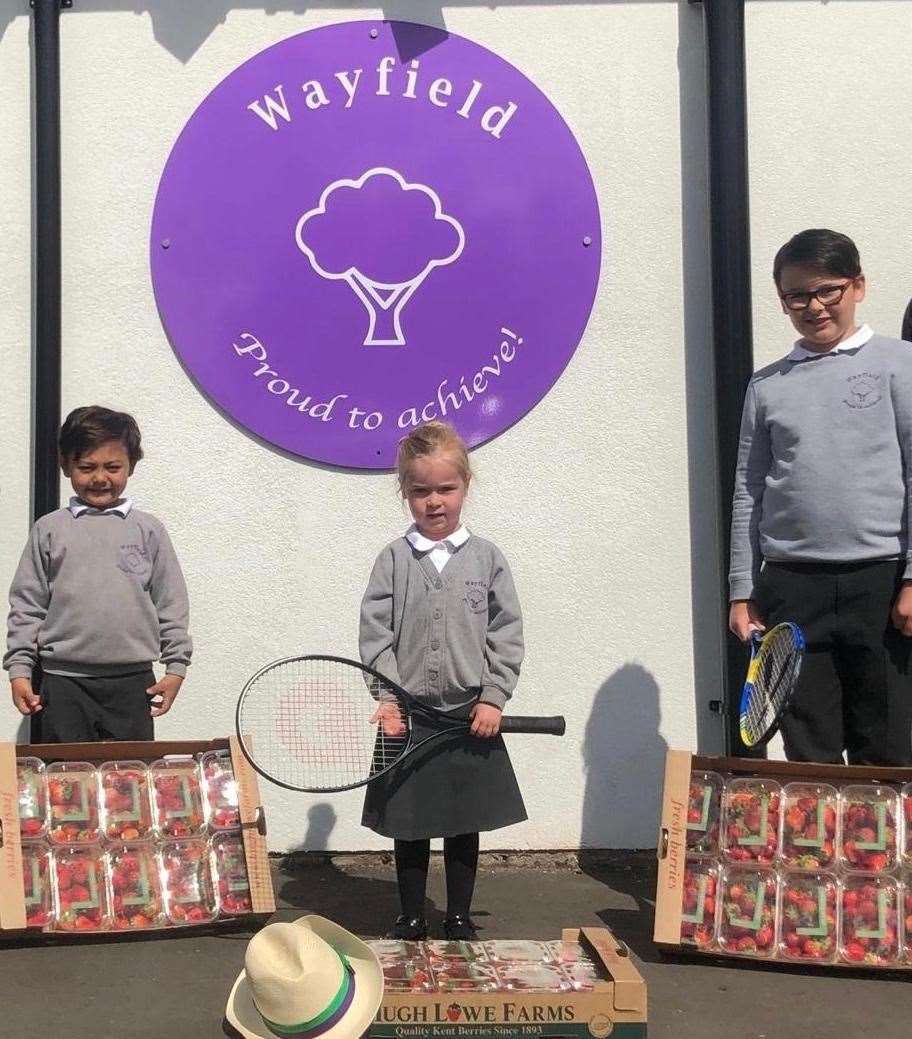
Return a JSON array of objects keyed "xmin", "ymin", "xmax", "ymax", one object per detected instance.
[
  {"xmin": 22, "ymin": 845, "xmax": 53, "ymax": 930},
  {"xmin": 150, "ymin": 757, "xmax": 207, "ymax": 839},
  {"xmin": 492, "ymin": 963, "xmax": 571, "ymax": 992},
  {"xmin": 777, "ymin": 871, "xmax": 838, "ymax": 963},
  {"xmin": 482, "ymin": 940, "xmax": 552, "ymax": 963},
  {"xmin": 46, "ymin": 763, "xmax": 101, "ymax": 846},
  {"xmin": 109, "ymin": 843, "xmax": 165, "ymax": 931},
  {"xmin": 161, "ymin": 839, "xmax": 218, "ymax": 926},
  {"xmin": 839, "ymin": 785, "xmax": 899, "ymax": 874},
  {"xmin": 686, "ymin": 770, "xmax": 724, "ymax": 855},
  {"xmin": 680, "ymin": 857, "xmax": 719, "ymax": 950},
  {"xmin": 780, "ymin": 783, "xmax": 839, "ymax": 871},
  {"xmin": 199, "ymin": 750, "xmax": 240, "ymax": 831},
  {"xmin": 717, "ymin": 865, "xmax": 778, "ymax": 958},
  {"xmin": 839, "ymin": 874, "xmax": 900, "ymax": 967},
  {"xmin": 51, "ymin": 845, "xmax": 111, "ymax": 932},
  {"xmin": 99, "ymin": 760, "xmax": 154, "ymax": 843},
  {"xmin": 722, "ymin": 778, "xmax": 782, "ymax": 866},
  {"xmin": 210, "ymin": 833, "xmax": 252, "ymax": 915},
  {"xmin": 17, "ymin": 757, "xmax": 49, "ymax": 841}
]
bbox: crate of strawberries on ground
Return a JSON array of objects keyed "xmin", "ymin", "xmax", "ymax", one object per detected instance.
[
  {"xmin": 655, "ymin": 749, "xmax": 912, "ymax": 970},
  {"xmin": 0, "ymin": 737, "xmax": 274, "ymax": 936}
]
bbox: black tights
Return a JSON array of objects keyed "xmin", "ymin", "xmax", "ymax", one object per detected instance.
[{"xmin": 394, "ymin": 833, "xmax": 479, "ymax": 919}]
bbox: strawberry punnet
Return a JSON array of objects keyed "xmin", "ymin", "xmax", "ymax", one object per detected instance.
[
  {"xmin": 718, "ymin": 866, "xmax": 778, "ymax": 958},
  {"xmin": 902, "ymin": 883, "xmax": 912, "ymax": 964},
  {"xmin": 161, "ymin": 839, "xmax": 218, "ymax": 925},
  {"xmin": 679, "ymin": 859, "xmax": 718, "ymax": 949},
  {"xmin": 839, "ymin": 786, "xmax": 899, "ymax": 874},
  {"xmin": 16, "ymin": 757, "xmax": 48, "ymax": 842},
  {"xmin": 777, "ymin": 873, "xmax": 837, "ymax": 961},
  {"xmin": 901, "ymin": 784, "xmax": 912, "ymax": 868},
  {"xmin": 686, "ymin": 770, "xmax": 723, "ymax": 856},
  {"xmin": 109, "ymin": 844, "xmax": 165, "ymax": 930},
  {"xmin": 150, "ymin": 758, "xmax": 207, "ymax": 840},
  {"xmin": 722, "ymin": 778, "xmax": 781, "ymax": 866},
  {"xmin": 51, "ymin": 846, "xmax": 111, "ymax": 932},
  {"xmin": 780, "ymin": 783, "xmax": 838, "ymax": 870},
  {"xmin": 46, "ymin": 763, "xmax": 101, "ymax": 846},
  {"xmin": 211, "ymin": 834, "xmax": 253, "ymax": 915},
  {"xmin": 22, "ymin": 846, "xmax": 52, "ymax": 929},
  {"xmin": 100, "ymin": 761, "xmax": 154, "ymax": 842},
  {"xmin": 839, "ymin": 876, "xmax": 900, "ymax": 966},
  {"xmin": 200, "ymin": 751, "xmax": 241, "ymax": 831}
]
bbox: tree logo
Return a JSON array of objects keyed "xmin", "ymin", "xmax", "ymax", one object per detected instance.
[{"xmin": 295, "ymin": 168, "xmax": 465, "ymax": 347}]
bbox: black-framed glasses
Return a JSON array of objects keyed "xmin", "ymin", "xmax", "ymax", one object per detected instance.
[{"xmin": 780, "ymin": 280, "xmax": 856, "ymax": 311}]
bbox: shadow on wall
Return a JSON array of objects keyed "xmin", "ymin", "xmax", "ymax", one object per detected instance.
[
  {"xmin": 0, "ymin": 0, "xmax": 655, "ymax": 62},
  {"xmin": 277, "ymin": 802, "xmax": 406, "ymax": 935},
  {"xmin": 580, "ymin": 663, "xmax": 668, "ymax": 852}
]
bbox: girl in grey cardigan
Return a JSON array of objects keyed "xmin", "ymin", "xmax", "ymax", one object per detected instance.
[{"xmin": 359, "ymin": 422, "xmax": 527, "ymax": 941}]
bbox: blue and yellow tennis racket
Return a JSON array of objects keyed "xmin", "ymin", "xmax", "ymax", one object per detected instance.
[{"xmin": 739, "ymin": 623, "xmax": 805, "ymax": 748}]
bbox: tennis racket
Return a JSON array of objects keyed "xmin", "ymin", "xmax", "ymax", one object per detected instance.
[
  {"xmin": 235, "ymin": 654, "xmax": 566, "ymax": 793},
  {"xmin": 739, "ymin": 622, "xmax": 805, "ymax": 748}
]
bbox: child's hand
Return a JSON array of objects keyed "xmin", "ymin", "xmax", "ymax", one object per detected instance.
[
  {"xmin": 11, "ymin": 677, "xmax": 42, "ymax": 716},
  {"xmin": 146, "ymin": 674, "xmax": 184, "ymax": 717},
  {"xmin": 370, "ymin": 702, "xmax": 406, "ymax": 737},
  {"xmin": 470, "ymin": 702, "xmax": 502, "ymax": 738},
  {"xmin": 891, "ymin": 583, "xmax": 912, "ymax": 637},
  {"xmin": 728, "ymin": 600, "xmax": 765, "ymax": 642}
]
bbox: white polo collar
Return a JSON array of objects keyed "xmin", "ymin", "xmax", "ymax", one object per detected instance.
[
  {"xmin": 405, "ymin": 524, "xmax": 470, "ymax": 553},
  {"xmin": 68, "ymin": 496, "xmax": 133, "ymax": 518},
  {"xmin": 787, "ymin": 323, "xmax": 873, "ymax": 361}
]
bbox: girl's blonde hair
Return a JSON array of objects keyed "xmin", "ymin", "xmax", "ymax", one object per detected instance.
[{"xmin": 397, "ymin": 421, "xmax": 472, "ymax": 496}]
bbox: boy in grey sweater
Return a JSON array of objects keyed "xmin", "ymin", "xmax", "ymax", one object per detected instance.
[
  {"xmin": 4, "ymin": 406, "xmax": 192, "ymax": 741},
  {"xmin": 729, "ymin": 229, "xmax": 912, "ymax": 765}
]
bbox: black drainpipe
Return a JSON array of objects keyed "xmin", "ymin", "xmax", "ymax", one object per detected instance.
[
  {"xmin": 695, "ymin": 0, "xmax": 758, "ymax": 757},
  {"xmin": 31, "ymin": 0, "xmax": 69, "ymax": 526}
]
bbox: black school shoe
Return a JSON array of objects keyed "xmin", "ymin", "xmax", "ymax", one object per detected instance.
[
  {"xmin": 443, "ymin": 915, "xmax": 478, "ymax": 940},
  {"xmin": 388, "ymin": 915, "xmax": 428, "ymax": 940}
]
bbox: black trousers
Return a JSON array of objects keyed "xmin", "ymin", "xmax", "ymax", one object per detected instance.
[
  {"xmin": 753, "ymin": 560, "xmax": 912, "ymax": 765},
  {"xmin": 37, "ymin": 671, "xmax": 155, "ymax": 743}
]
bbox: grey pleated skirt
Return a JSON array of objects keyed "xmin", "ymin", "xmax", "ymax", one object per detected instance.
[{"xmin": 361, "ymin": 713, "xmax": 528, "ymax": 840}]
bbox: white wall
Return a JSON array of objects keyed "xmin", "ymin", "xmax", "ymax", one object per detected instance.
[{"xmin": 22, "ymin": 0, "xmax": 905, "ymax": 851}]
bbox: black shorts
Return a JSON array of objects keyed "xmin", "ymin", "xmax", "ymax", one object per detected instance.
[{"xmin": 35, "ymin": 670, "xmax": 155, "ymax": 743}]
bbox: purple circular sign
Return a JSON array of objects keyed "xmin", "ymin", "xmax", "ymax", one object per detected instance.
[{"xmin": 151, "ymin": 21, "xmax": 601, "ymax": 468}]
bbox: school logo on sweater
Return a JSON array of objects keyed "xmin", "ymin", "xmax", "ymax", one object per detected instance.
[
  {"xmin": 464, "ymin": 580, "xmax": 488, "ymax": 613},
  {"xmin": 151, "ymin": 21, "xmax": 600, "ymax": 469},
  {"xmin": 843, "ymin": 372, "xmax": 883, "ymax": 410},
  {"xmin": 117, "ymin": 543, "xmax": 152, "ymax": 577}
]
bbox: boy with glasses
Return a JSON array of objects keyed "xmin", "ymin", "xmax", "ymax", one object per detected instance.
[{"xmin": 729, "ymin": 228, "xmax": 912, "ymax": 765}]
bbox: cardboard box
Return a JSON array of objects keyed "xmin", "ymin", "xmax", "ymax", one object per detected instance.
[
  {"xmin": 370, "ymin": 928, "xmax": 647, "ymax": 1039},
  {"xmin": 655, "ymin": 749, "xmax": 912, "ymax": 969},
  {"xmin": 0, "ymin": 737, "xmax": 274, "ymax": 935}
]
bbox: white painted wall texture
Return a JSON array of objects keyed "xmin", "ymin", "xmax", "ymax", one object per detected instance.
[{"xmin": 0, "ymin": 1, "xmax": 906, "ymax": 850}]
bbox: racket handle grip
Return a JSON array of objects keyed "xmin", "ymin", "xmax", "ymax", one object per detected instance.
[{"xmin": 500, "ymin": 715, "xmax": 566, "ymax": 736}]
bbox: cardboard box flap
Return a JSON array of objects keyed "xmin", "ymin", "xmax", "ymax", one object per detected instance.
[
  {"xmin": 0, "ymin": 744, "xmax": 26, "ymax": 930},
  {"xmin": 653, "ymin": 748, "xmax": 691, "ymax": 945},
  {"xmin": 230, "ymin": 735, "xmax": 276, "ymax": 915},
  {"xmin": 578, "ymin": 927, "xmax": 647, "ymax": 1014}
]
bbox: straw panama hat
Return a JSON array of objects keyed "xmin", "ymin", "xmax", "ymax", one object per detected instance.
[{"xmin": 226, "ymin": 916, "xmax": 383, "ymax": 1039}]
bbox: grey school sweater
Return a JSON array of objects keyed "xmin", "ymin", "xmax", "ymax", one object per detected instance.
[
  {"xmin": 4, "ymin": 507, "xmax": 192, "ymax": 679},
  {"xmin": 729, "ymin": 333, "xmax": 912, "ymax": 601},
  {"xmin": 359, "ymin": 534, "xmax": 523, "ymax": 710}
]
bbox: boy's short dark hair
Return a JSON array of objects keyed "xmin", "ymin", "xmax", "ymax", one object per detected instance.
[
  {"xmin": 773, "ymin": 229, "xmax": 862, "ymax": 288},
  {"xmin": 58, "ymin": 406, "xmax": 144, "ymax": 467}
]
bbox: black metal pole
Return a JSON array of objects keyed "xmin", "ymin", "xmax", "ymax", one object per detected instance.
[
  {"xmin": 699, "ymin": 0, "xmax": 758, "ymax": 757},
  {"xmin": 31, "ymin": 0, "xmax": 68, "ymax": 526}
]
